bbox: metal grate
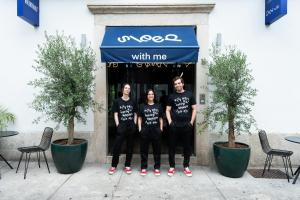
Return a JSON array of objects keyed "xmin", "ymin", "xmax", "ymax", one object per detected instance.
[{"xmin": 247, "ymin": 169, "xmax": 288, "ymax": 179}]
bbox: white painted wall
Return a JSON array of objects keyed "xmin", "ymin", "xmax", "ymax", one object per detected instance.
[
  {"xmin": 1, "ymin": 0, "xmax": 300, "ymax": 135},
  {"xmin": 209, "ymin": 0, "xmax": 300, "ymax": 133},
  {"xmin": 0, "ymin": 0, "xmax": 94, "ymax": 133}
]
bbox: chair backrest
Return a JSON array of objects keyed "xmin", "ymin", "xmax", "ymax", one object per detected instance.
[
  {"xmin": 258, "ymin": 130, "xmax": 272, "ymax": 154},
  {"xmin": 38, "ymin": 127, "xmax": 53, "ymax": 150}
]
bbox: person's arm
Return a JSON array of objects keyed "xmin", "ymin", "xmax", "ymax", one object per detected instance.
[
  {"xmin": 159, "ymin": 117, "xmax": 163, "ymax": 131},
  {"xmin": 114, "ymin": 112, "xmax": 119, "ymax": 127},
  {"xmin": 166, "ymin": 106, "xmax": 172, "ymax": 125},
  {"xmin": 138, "ymin": 116, "xmax": 142, "ymax": 132},
  {"xmin": 134, "ymin": 113, "xmax": 137, "ymax": 124},
  {"xmin": 190, "ymin": 104, "xmax": 197, "ymax": 125},
  {"xmin": 112, "ymin": 99, "xmax": 119, "ymax": 127}
]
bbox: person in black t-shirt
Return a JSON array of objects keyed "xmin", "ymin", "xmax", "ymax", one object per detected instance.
[
  {"xmin": 138, "ymin": 89, "xmax": 163, "ymax": 176},
  {"xmin": 166, "ymin": 76, "xmax": 196, "ymax": 177},
  {"xmin": 108, "ymin": 83, "xmax": 137, "ymax": 175}
]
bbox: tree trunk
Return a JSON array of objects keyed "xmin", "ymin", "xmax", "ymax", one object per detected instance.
[
  {"xmin": 228, "ymin": 107, "xmax": 235, "ymax": 148},
  {"xmin": 67, "ymin": 116, "xmax": 74, "ymax": 145}
]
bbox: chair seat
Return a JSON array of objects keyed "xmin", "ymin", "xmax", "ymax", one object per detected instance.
[
  {"xmin": 259, "ymin": 130, "xmax": 294, "ymax": 183},
  {"xmin": 17, "ymin": 146, "xmax": 43, "ymax": 153},
  {"xmin": 16, "ymin": 127, "xmax": 53, "ymax": 179},
  {"xmin": 268, "ymin": 149, "xmax": 293, "ymax": 156}
]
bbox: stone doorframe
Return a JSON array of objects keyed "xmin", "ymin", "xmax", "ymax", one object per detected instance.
[{"xmin": 87, "ymin": 1, "xmax": 215, "ymax": 165}]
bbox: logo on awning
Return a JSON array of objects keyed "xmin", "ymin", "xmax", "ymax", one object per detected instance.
[{"xmin": 117, "ymin": 34, "xmax": 182, "ymax": 43}]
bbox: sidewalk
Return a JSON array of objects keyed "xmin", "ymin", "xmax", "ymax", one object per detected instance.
[{"xmin": 0, "ymin": 162, "xmax": 300, "ymax": 200}]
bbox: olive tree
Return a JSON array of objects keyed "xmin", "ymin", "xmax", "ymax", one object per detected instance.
[
  {"xmin": 200, "ymin": 46, "xmax": 257, "ymax": 147},
  {"xmin": 29, "ymin": 32, "xmax": 102, "ymax": 144}
]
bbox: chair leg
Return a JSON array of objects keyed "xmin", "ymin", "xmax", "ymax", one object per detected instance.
[
  {"xmin": 43, "ymin": 151, "xmax": 50, "ymax": 173},
  {"xmin": 268, "ymin": 155, "xmax": 273, "ymax": 171},
  {"xmin": 262, "ymin": 155, "xmax": 269, "ymax": 176},
  {"xmin": 16, "ymin": 152, "xmax": 24, "ymax": 173},
  {"xmin": 24, "ymin": 153, "xmax": 31, "ymax": 179},
  {"xmin": 282, "ymin": 156, "xmax": 290, "ymax": 182},
  {"xmin": 37, "ymin": 151, "xmax": 41, "ymax": 168},
  {"xmin": 287, "ymin": 156, "xmax": 293, "ymax": 176}
]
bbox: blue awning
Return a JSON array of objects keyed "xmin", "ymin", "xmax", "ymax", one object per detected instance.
[{"xmin": 100, "ymin": 26, "xmax": 199, "ymax": 63}]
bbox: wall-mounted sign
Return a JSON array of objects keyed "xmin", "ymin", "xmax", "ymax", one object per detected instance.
[
  {"xmin": 17, "ymin": 0, "xmax": 39, "ymax": 27},
  {"xmin": 199, "ymin": 94, "xmax": 206, "ymax": 105},
  {"xmin": 265, "ymin": 0, "xmax": 287, "ymax": 25}
]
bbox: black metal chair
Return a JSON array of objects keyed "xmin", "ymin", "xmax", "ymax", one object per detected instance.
[
  {"xmin": 16, "ymin": 127, "xmax": 53, "ymax": 179},
  {"xmin": 258, "ymin": 130, "xmax": 293, "ymax": 182}
]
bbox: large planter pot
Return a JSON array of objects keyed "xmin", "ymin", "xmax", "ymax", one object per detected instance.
[
  {"xmin": 213, "ymin": 141, "xmax": 250, "ymax": 178},
  {"xmin": 51, "ymin": 138, "xmax": 88, "ymax": 174}
]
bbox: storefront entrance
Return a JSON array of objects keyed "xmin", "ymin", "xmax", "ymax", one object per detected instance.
[
  {"xmin": 107, "ymin": 63, "xmax": 196, "ymax": 155},
  {"xmin": 88, "ymin": 2, "xmax": 215, "ymax": 165}
]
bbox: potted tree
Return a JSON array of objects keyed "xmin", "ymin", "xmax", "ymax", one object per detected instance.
[
  {"xmin": 200, "ymin": 46, "xmax": 257, "ymax": 178},
  {"xmin": 29, "ymin": 32, "xmax": 102, "ymax": 174},
  {"xmin": 0, "ymin": 106, "xmax": 15, "ymax": 130}
]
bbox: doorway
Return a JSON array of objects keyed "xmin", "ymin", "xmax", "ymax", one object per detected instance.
[{"xmin": 107, "ymin": 63, "xmax": 196, "ymax": 156}]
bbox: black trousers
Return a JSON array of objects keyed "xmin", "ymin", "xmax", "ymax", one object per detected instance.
[
  {"xmin": 140, "ymin": 127, "xmax": 161, "ymax": 170},
  {"xmin": 111, "ymin": 122, "xmax": 136, "ymax": 168},
  {"xmin": 168, "ymin": 122, "xmax": 193, "ymax": 168}
]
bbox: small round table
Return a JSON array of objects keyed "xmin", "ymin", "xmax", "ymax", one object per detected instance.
[
  {"xmin": 285, "ymin": 136, "xmax": 300, "ymax": 184},
  {"xmin": 0, "ymin": 131, "xmax": 19, "ymax": 169}
]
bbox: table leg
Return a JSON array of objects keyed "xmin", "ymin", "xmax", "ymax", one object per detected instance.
[
  {"xmin": 294, "ymin": 165, "xmax": 300, "ymax": 176},
  {"xmin": 0, "ymin": 154, "xmax": 13, "ymax": 169},
  {"xmin": 293, "ymin": 166, "xmax": 300, "ymax": 184}
]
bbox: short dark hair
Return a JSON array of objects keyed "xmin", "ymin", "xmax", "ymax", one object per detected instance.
[{"xmin": 172, "ymin": 76, "xmax": 184, "ymax": 85}]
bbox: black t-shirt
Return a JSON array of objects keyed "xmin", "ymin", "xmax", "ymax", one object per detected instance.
[
  {"xmin": 167, "ymin": 90, "xmax": 196, "ymax": 123},
  {"xmin": 112, "ymin": 98, "xmax": 137, "ymax": 124},
  {"xmin": 139, "ymin": 103, "xmax": 163, "ymax": 127}
]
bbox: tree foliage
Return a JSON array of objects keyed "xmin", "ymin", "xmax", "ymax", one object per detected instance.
[
  {"xmin": 200, "ymin": 46, "xmax": 257, "ymax": 147},
  {"xmin": 29, "ymin": 32, "xmax": 101, "ymax": 144}
]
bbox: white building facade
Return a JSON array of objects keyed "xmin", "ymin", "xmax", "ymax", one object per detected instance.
[{"xmin": 1, "ymin": 0, "xmax": 300, "ymax": 167}]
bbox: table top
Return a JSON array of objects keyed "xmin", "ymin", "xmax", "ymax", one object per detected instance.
[
  {"xmin": 0, "ymin": 131, "xmax": 19, "ymax": 138},
  {"xmin": 285, "ymin": 136, "xmax": 300, "ymax": 144}
]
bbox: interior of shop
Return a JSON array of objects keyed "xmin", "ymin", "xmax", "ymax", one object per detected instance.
[{"xmin": 107, "ymin": 62, "xmax": 196, "ymax": 155}]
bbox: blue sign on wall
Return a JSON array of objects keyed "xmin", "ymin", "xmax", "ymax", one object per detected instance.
[
  {"xmin": 265, "ymin": 0, "xmax": 287, "ymax": 25},
  {"xmin": 17, "ymin": 0, "xmax": 39, "ymax": 27}
]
